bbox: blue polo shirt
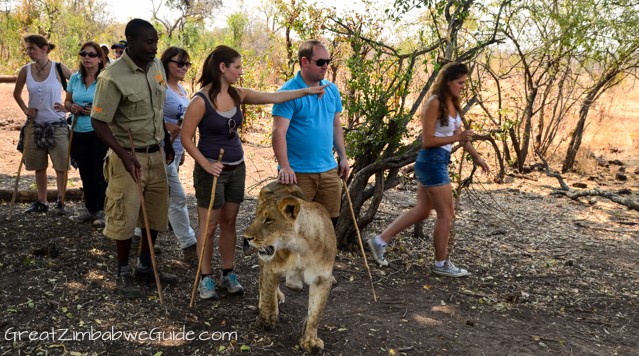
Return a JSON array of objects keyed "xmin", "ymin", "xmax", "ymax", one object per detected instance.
[
  {"xmin": 272, "ymin": 71, "xmax": 343, "ymax": 173},
  {"xmin": 67, "ymin": 72, "xmax": 97, "ymax": 133}
]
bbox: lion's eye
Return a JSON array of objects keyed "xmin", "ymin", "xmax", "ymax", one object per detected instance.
[{"xmin": 264, "ymin": 217, "xmax": 273, "ymax": 225}]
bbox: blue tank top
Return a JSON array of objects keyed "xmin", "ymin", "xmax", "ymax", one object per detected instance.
[{"xmin": 194, "ymin": 91, "xmax": 244, "ymax": 162}]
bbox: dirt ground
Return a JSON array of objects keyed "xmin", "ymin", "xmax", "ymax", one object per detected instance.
[{"xmin": 1, "ymin": 82, "xmax": 638, "ymax": 356}]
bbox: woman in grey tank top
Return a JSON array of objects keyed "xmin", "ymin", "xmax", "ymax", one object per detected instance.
[{"xmin": 181, "ymin": 45, "xmax": 328, "ymax": 301}]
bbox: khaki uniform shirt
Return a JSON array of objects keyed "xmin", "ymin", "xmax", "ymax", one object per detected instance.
[{"xmin": 91, "ymin": 50, "xmax": 167, "ymax": 148}]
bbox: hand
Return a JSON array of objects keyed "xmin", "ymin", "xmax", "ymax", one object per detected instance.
[
  {"xmin": 205, "ymin": 161, "xmax": 224, "ymax": 177},
  {"xmin": 121, "ymin": 154, "xmax": 142, "ymax": 183},
  {"xmin": 25, "ymin": 107, "xmax": 38, "ymax": 118},
  {"xmin": 53, "ymin": 102, "xmax": 65, "ymax": 112},
  {"xmin": 457, "ymin": 129, "xmax": 474, "ymax": 142},
  {"xmin": 277, "ymin": 167, "xmax": 297, "ymax": 184},
  {"xmin": 164, "ymin": 143, "xmax": 175, "ymax": 166},
  {"xmin": 309, "ymin": 84, "xmax": 330, "ymax": 99},
  {"xmin": 166, "ymin": 122, "xmax": 181, "ymax": 138},
  {"xmin": 81, "ymin": 107, "xmax": 92, "ymax": 115},
  {"xmin": 476, "ymin": 158, "xmax": 490, "ymax": 173},
  {"xmin": 69, "ymin": 104, "xmax": 84, "ymax": 115},
  {"xmin": 338, "ymin": 159, "xmax": 350, "ymax": 180}
]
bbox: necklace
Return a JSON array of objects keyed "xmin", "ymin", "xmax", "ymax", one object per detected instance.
[{"xmin": 35, "ymin": 59, "xmax": 50, "ymax": 77}]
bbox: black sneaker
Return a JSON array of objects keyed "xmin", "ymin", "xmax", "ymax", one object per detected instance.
[
  {"xmin": 182, "ymin": 244, "xmax": 198, "ymax": 265},
  {"xmin": 133, "ymin": 266, "xmax": 177, "ymax": 284},
  {"xmin": 116, "ymin": 273, "xmax": 142, "ymax": 298},
  {"xmin": 55, "ymin": 201, "xmax": 66, "ymax": 215},
  {"xmin": 26, "ymin": 200, "xmax": 48, "ymax": 213}
]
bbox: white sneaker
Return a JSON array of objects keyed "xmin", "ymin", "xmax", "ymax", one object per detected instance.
[
  {"xmin": 367, "ymin": 237, "xmax": 389, "ymax": 266},
  {"xmin": 433, "ymin": 260, "xmax": 468, "ymax": 277}
]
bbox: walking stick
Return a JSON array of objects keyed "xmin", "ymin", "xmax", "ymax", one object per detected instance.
[
  {"xmin": 190, "ymin": 149, "xmax": 224, "ymax": 307},
  {"xmin": 60, "ymin": 114, "xmax": 77, "ymax": 207},
  {"xmin": 343, "ymin": 178, "xmax": 377, "ymax": 302},
  {"xmin": 127, "ymin": 129, "xmax": 164, "ymax": 305},
  {"xmin": 9, "ymin": 118, "xmax": 34, "ymax": 221}
]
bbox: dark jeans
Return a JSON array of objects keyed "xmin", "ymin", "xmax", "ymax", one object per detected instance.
[{"xmin": 71, "ymin": 131, "xmax": 108, "ymax": 213}]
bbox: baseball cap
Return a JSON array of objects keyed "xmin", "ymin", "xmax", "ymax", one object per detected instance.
[{"xmin": 111, "ymin": 40, "xmax": 127, "ymax": 49}]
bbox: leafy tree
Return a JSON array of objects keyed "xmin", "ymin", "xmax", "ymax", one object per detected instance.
[{"xmin": 332, "ymin": 0, "xmax": 507, "ymax": 248}]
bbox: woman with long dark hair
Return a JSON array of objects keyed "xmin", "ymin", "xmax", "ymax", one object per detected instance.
[
  {"xmin": 13, "ymin": 34, "xmax": 73, "ymax": 215},
  {"xmin": 181, "ymin": 45, "xmax": 328, "ymax": 300},
  {"xmin": 65, "ymin": 41, "xmax": 109, "ymax": 226},
  {"xmin": 367, "ymin": 62, "xmax": 489, "ymax": 277}
]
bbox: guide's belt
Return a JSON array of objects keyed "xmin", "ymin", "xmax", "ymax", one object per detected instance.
[{"xmin": 124, "ymin": 144, "xmax": 161, "ymax": 153}]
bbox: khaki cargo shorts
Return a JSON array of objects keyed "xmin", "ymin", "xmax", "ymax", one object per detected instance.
[
  {"xmin": 295, "ymin": 167, "xmax": 342, "ymax": 218},
  {"xmin": 102, "ymin": 148, "xmax": 169, "ymax": 241},
  {"xmin": 24, "ymin": 126, "xmax": 69, "ymax": 171}
]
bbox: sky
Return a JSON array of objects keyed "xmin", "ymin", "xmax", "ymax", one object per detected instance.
[{"xmin": 105, "ymin": 0, "xmax": 379, "ymax": 25}]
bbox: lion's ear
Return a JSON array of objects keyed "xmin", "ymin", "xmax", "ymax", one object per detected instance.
[
  {"xmin": 278, "ymin": 196, "xmax": 300, "ymax": 220},
  {"xmin": 259, "ymin": 183, "xmax": 275, "ymax": 202}
]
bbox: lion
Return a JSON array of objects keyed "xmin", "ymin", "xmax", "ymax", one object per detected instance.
[{"xmin": 243, "ymin": 182, "xmax": 336, "ymax": 353}]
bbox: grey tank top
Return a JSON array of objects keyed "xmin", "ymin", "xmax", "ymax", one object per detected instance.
[{"xmin": 194, "ymin": 91, "xmax": 244, "ymax": 163}]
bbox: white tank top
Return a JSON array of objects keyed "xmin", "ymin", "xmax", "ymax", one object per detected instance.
[
  {"xmin": 25, "ymin": 61, "xmax": 65, "ymax": 123},
  {"xmin": 434, "ymin": 111, "xmax": 462, "ymax": 152}
]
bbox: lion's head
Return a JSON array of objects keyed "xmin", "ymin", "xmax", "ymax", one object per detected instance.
[{"xmin": 243, "ymin": 182, "xmax": 308, "ymax": 261}]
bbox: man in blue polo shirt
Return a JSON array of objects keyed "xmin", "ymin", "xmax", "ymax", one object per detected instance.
[{"xmin": 272, "ymin": 39, "xmax": 349, "ymax": 290}]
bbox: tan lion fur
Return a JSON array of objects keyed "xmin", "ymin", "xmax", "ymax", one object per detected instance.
[{"xmin": 244, "ymin": 182, "xmax": 336, "ymax": 353}]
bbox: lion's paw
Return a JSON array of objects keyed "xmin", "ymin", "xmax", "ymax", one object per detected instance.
[
  {"xmin": 299, "ymin": 337, "xmax": 324, "ymax": 353},
  {"xmin": 255, "ymin": 312, "xmax": 277, "ymax": 331},
  {"xmin": 277, "ymin": 287, "xmax": 285, "ymax": 304}
]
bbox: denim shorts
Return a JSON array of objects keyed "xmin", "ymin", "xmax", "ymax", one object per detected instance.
[{"xmin": 415, "ymin": 148, "xmax": 451, "ymax": 188}]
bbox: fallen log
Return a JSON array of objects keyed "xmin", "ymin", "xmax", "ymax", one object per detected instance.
[
  {"xmin": 0, "ymin": 189, "xmax": 83, "ymax": 202},
  {"xmin": 0, "ymin": 75, "xmax": 18, "ymax": 83},
  {"xmin": 535, "ymin": 151, "xmax": 639, "ymax": 212}
]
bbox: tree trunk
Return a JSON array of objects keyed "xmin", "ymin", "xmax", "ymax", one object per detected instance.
[
  {"xmin": 562, "ymin": 68, "xmax": 620, "ymax": 173},
  {"xmin": 0, "ymin": 189, "xmax": 83, "ymax": 202}
]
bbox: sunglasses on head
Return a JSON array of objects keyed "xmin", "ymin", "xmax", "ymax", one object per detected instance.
[
  {"xmin": 310, "ymin": 58, "xmax": 331, "ymax": 66},
  {"xmin": 79, "ymin": 51, "xmax": 99, "ymax": 58},
  {"xmin": 169, "ymin": 59, "xmax": 192, "ymax": 69},
  {"xmin": 228, "ymin": 119, "xmax": 236, "ymax": 140}
]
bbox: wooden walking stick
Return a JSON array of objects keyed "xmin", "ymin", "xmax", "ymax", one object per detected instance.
[
  {"xmin": 9, "ymin": 118, "xmax": 34, "ymax": 221},
  {"xmin": 127, "ymin": 129, "xmax": 164, "ymax": 305},
  {"xmin": 60, "ymin": 114, "xmax": 77, "ymax": 207},
  {"xmin": 342, "ymin": 178, "xmax": 377, "ymax": 302},
  {"xmin": 190, "ymin": 149, "xmax": 224, "ymax": 307}
]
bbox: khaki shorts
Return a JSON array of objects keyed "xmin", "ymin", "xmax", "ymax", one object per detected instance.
[
  {"xmin": 24, "ymin": 126, "xmax": 69, "ymax": 171},
  {"xmin": 296, "ymin": 167, "xmax": 342, "ymax": 217},
  {"xmin": 194, "ymin": 162, "xmax": 245, "ymax": 209},
  {"xmin": 102, "ymin": 148, "xmax": 169, "ymax": 241}
]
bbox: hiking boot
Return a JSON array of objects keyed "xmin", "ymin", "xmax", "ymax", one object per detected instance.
[
  {"xmin": 55, "ymin": 201, "xmax": 66, "ymax": 215},
  {"xmin": 433, "ymin": 260, "xmax": 469, "ymax": 278},
  {"xmin": 219, "ymin": 272, "xmax": 244, "ymax": 294},
  {"xmin": 199, "ymin": 275, "xmax": 217, "ymax": 300},
  {"xmin": 133, "ymin": 266, "xmax": 177, "ymax": 284},
  {"xmin": 285, "ymin": 274, "xmax": 303, "ymax": 291},
  {"xmin": 116, "ymin": 273, "xmax": 141, "ymax": 298},
  {"xmin": 367, "ymin": 237, "xmax": 389, "ymax": 266},
  {"xmin": 26, "ymin": 200, "xmax": 48, "ymax": 213},
  {"xmin": 69, "ymin": 210, "xmax": 95, "ymax": 223},
  {"xmin": 93, "ymin": 210, "xmax": 105, "ymax": 228},
  {"xmin": 182, "ymin": 244, "xmax": 198, "ymax": 265}
]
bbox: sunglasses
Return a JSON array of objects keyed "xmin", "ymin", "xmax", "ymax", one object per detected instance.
[
  {"xmin": 228, "ymin": 119, "xmax": 237, "ymax": 140},
  {"xmin": 169, "ymin": 59, "xmax": 192, "ymax": 69},
  {"xmin": 310, "ymin": 58, "xmax": 331, "ymax": 66},
  {"xmin": 79, "ymin": 51, "xmax": 100, "ymax": 58}
]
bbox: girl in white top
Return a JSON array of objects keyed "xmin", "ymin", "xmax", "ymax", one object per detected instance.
[
  {"xmin": 13, "ymin": 34, "xmax": 73, "ymax": 214},
  {"xmin": 367, "ymin": 62, "xmax": 489, "ymax": 277}
]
